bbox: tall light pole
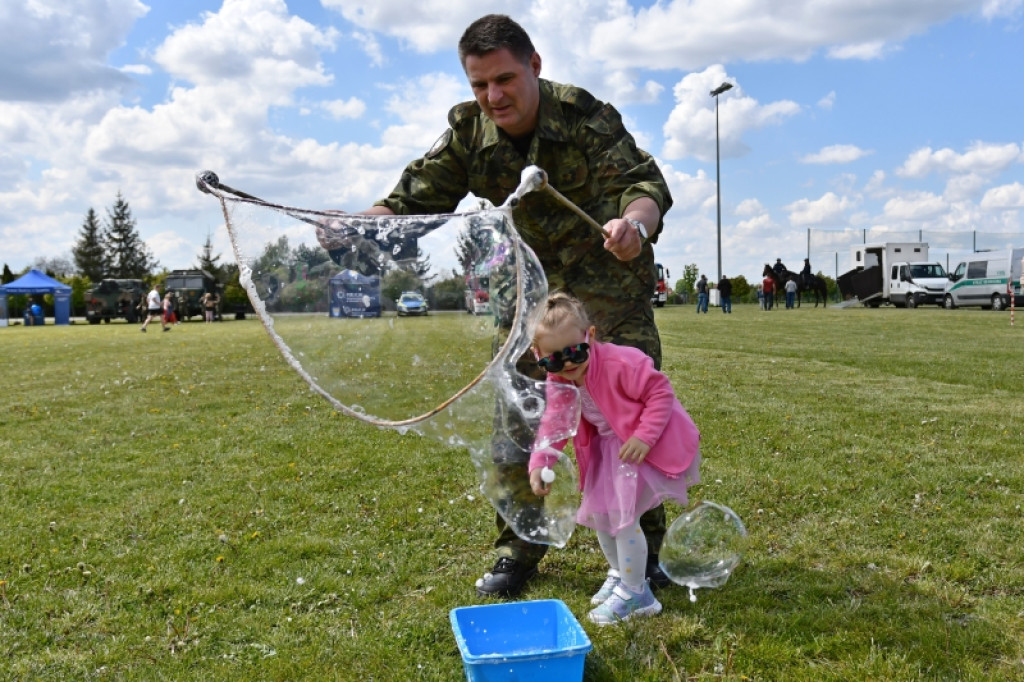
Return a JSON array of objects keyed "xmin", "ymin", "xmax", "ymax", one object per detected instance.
[{"xmin": 710, "ymin": 82, "xmax": 733, "ymax": 284}]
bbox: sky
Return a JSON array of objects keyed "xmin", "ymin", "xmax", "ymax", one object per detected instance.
[{"xmin": 1, "ymin": 0, "xmax": 1023, "ymax": 287}]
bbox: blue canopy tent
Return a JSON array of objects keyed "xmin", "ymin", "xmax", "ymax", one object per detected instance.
[{"xmin": 0, "ymin": 269, "xmax": 72, "ymax": 326}]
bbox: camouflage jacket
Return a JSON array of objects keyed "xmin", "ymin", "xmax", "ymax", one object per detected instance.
[{"xmin": 376, "ymin": 79, "xmax": 672, "ymax": 351}]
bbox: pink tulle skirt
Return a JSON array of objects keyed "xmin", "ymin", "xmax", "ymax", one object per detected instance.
[
  {"xmin": 575, "ymin": 386, "xmax": 700, "ymax": 535},
  {"xmin": 576, "ymin": 432, "xmax": 700, "ymax": 535}
]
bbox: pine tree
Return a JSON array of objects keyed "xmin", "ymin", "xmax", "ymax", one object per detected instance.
[
  {"xmin": 104, "ymin": 192, "xmax": 157, "ymax": 278},
  {"xmin": 72, "ymin": 208, "xmax": 107, "ymax": 281},
  {"xmin": 2, "ymin": 264, "xmax": 14, "ymax": 284},
  {"xmin": 194, "ymin": 230, "xmax": 223, "ymax": 280}
]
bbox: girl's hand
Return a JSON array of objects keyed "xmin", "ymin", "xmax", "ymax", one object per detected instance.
[
  {"xmin": 529, "ymin": 468, "xmax": 551, "ymax": 497},
  {"xmin": 618, "ymin": 437, "xmax": 651, "ymax": 464}
]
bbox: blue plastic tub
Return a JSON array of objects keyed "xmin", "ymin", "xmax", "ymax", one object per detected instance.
[{"xmin": 450, "ymin": 599, "xmax": 592, "ymax": 682}]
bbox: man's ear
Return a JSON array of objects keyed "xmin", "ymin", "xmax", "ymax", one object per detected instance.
[{"xmin": 530, "ymin": 52, "xmax": 541, "ymax": 77}]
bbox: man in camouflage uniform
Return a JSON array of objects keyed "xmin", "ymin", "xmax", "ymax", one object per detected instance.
[{"xmin": 364, "ymin": 14, "xmax": 674, "ymax": 598}]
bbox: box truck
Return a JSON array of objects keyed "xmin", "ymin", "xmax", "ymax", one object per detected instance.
[{"xmin": 836, "ymin": 243, "xmax": 947, "ymax": 308}]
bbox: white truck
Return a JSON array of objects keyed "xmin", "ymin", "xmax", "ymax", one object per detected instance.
[
  {"xmin": 836, "ymin": 242, "xmax": 948, "ymax": 308},
  {"xmin": 944, "ymin": 248, "xmax": 1024, "ymax": 311}
]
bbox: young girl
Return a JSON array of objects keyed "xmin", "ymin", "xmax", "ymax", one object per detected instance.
[
  {"xmin": 528, "ymin": 293, "xmax": 700, "ymax": 625},
  {"xmin": 163, "ymin": 292, "xmax": 178, "ymax": 325}
]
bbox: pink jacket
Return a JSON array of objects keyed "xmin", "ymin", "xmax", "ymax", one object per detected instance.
[{"xmin": 529, "ymin": 340, "xmax": 700, "ymax": 491}]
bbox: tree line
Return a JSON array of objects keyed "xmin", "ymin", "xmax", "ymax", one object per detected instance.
[{"xmin": 1, "ymin": 193, "xmax": 248, "ymax": 317}]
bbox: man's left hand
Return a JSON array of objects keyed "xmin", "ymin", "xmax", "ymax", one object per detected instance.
[{"xmin": 603, "ymin": 218, "xmax": 643, "ymax": 261}]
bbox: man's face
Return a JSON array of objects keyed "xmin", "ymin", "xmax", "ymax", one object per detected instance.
[{"xmin": 464, "ymin": 48, "xmax": 541, "ymax": 138}]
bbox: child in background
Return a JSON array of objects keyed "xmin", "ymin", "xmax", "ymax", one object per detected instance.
[
  {"xmin": 529, "ymin": 293, "xmax": 701, "ymax": 625},
  {"xmin": 163, "ymin": 292, "xmax": 178, "ymax": 325}
]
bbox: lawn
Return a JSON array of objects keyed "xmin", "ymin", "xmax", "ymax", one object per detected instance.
[{"xmin": 1, "ymin": 304, "xmax": 1022, "ymax": 681}]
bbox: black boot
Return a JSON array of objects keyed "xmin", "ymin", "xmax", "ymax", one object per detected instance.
[
  {"xmin": 476, "ymin": 557, "xmax": 538, "ymax": 598},
  {"xmin": 646, "ymin": 554, "xmax": 672, "ymax": 591}
]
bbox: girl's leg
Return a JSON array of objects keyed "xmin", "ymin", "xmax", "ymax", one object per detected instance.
[
  {"xmin": 596, "ymin": 530, "xmax": 620, "ymax": 572},
  {"xmin": 588, "ymin": 522, "xmax": 660, "ymax": 625},
  {"xmin": 592, "ymin": 531, "xmax": 622, "ymax": 605},
  {"xmin": 596, "ymin": 523, "xmax": 648, "ymax": 590},
  {"xmin": 614, "ymin": 523, "xmax": 648, "ymax": 591}
]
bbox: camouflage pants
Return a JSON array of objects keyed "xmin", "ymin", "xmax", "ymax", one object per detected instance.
[{"xmin": 491, "ymin": 302, "xmax": 665, "ymax": 566}]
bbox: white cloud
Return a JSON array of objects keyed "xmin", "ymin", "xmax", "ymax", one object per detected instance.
[
  {"xmin": 662, "ymin": 65, "xmax": 800, "ymax": 162},
  {"xmin": 943, "ymin": 173, "xmax": 987, "ymax": 202},
  {"xmin": 351, "ymin": 31, "xmax": 385, "ymax": 68},
  {"xmin": 981, "ymin": 0, "xmax": 1024, "ymax": 19},
  {"xmin": 660, "ymin": 165, "xmax": 716, "ymax": 212},
  {"xmin": 882, "ymin": 191, "xmax": 947, "ymax": 220},
  {"xmin": 735, "ymin": 198, "xmax": 765, "ymax": 217},
  {"xmin": 589, "ymin": 0, "xmax": 978, "ymax": 71},
  {"xmin": 121, "ymin": 64, "xmax": 153, "ymax": 76},
  {"xmin": 322, "ymin": 97, "xmax": 367, "ymax": 120},
  {"xmin": 322, "ymin": 0, "xmax": 532, "ymax": 53},
  {"xmin": 378, "ymin": 72, "xmax": 469, "ymax": 152},
  {"xmin": 981, "ymin": 182, "xmax": 1024, "ymax": 209},
  {"xmin": 153, "ymin": 0, "xmax": 337, "ymax": 90},
  {"xmin": 0, "ymin": 0, "xmax": 148, "ymax": 101},
  {"xmin": 897, "ymin": 142, "xmax": 1023, "ymax": 178},
  {"xmin": 801, "ymin": 144, "xmax": 873, "ymax": 164},
  {"xmin": 818, "ymin": 91, "xmax": 836, "ymax": 110},
  {"xmin": 785, "ymin": 192, "xmax": 856, "ymax": 227},
  {"xmin": 864, "ymin": 170, "xmax": 888, "ymax": 196},
  {"xmin": 325, "ymin": 1, "xmax": 987, "ymax": 112},
  {"xmin": 826, "ymin": 41, "xmax": 891, "ymax": 60}
]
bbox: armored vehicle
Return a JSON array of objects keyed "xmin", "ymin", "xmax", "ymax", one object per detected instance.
[
  {"xmin": 85, "ymin": 279, "xmax": 145, "ymax": 324},
  {"xmin": 164, "ymin": 269, "xmax": 221, "ymax": 321}
]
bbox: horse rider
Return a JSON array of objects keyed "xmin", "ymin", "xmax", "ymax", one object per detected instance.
[
  {"xmin": 800, "ymin": 258, "xmax": 813, "ymax": 289},
  {"xmin": 773, "ymin": 258, "xmax": 787, "ymax": 279}
]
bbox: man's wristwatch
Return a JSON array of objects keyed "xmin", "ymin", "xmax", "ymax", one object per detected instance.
[{"xmin": 625, "ymin": 218, "xmax": 648, "ymax": 241}]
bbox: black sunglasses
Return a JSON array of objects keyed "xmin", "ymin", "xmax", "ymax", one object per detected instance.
[{"xmin": 536, "ymin": 342, "xmax": 590, "ymax": 373}]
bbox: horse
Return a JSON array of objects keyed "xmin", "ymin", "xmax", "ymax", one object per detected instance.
[{"xmin": 762, "ymin": 264, "xmax": 828, "ymax": 308}]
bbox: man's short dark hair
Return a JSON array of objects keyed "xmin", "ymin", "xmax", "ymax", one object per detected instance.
[{"xmin": 458, "ymin": 14, "xmax": 535, "ymax": 67}]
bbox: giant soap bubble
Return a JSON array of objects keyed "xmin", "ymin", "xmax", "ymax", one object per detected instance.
[
  {"xmin": 195, "ymin": 167, "xmax": 581, "ymax": 547},
  {"xmin": 659, "ymin": 502, "xmax": 748, "ymax": 602}
]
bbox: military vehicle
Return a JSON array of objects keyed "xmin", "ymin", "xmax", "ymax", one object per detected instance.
[
  {"xmin": 85, "ymin": 278, "xmax": 146, "ymax": 324},
  {"xmin": 164, "ymin": 269, "xmax": 222, "ymax": 321}
]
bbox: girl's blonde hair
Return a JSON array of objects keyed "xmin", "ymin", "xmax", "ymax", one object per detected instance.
[{"xmin": 534, "ymin": 292, "xmax": 591, "ymax": 339}]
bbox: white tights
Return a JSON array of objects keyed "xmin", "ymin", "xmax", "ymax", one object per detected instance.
[{"xmin": 596, "ymin": 521, "xmax": 648, "ymax": 590}]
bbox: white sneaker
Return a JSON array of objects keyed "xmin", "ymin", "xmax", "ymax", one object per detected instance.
[
  {"xmin": 588, "ymin": 582, "xmax": 662, "ymax": 626},
  {"xmin": 591, "ymin": 569, "xmax": 621, "ymax": 605}
]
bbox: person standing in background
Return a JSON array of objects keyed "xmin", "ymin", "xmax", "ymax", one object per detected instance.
[
  {"xmin": 717, "ymin": 275, "xmax": 732, "ymax": 314},
  {"xmin": 695, "ymin": 275, "xmax": 709, "ymax": 314},
  {"xmin": 762, "ymin": 274, "xmax": 775, "ymax": 311},
  {"xmin": 785, "ymin": 277, "xmax": 797, "ymax": 309}
]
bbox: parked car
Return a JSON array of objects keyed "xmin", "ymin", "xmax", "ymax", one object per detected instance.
[{"xmin": 396, "ymin": 291, "xmax": 429, "ymax": 316}]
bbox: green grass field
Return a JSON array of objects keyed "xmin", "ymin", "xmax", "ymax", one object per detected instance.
[{"xmin": 2, "ymin": 304, "xmax": 1023, "ymax": 681}]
